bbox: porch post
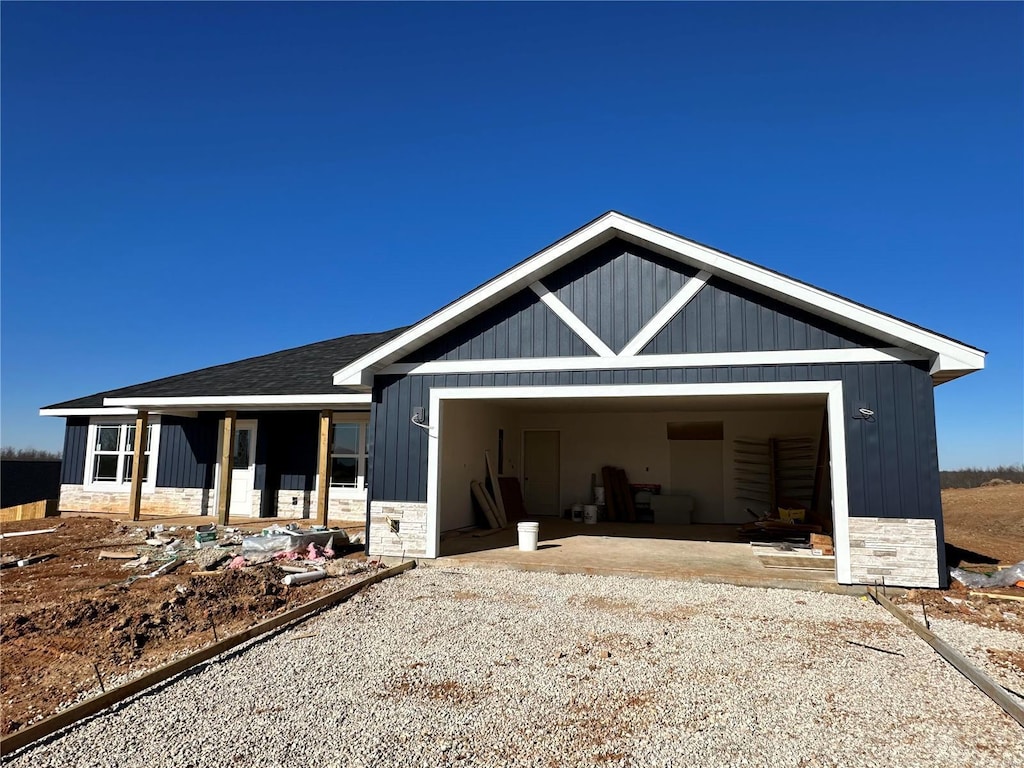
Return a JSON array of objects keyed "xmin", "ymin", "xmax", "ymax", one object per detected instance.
[
  {"xmin": 217, "ymin": 411, "xmax": 237, "ymax": 526},
  {"xmin": 316, "ymin": 410, "xmax": 333, "ymax": 526},
  {"xmin": 127, "ymin": 410, "xmax": 149, "ymax": 522}
]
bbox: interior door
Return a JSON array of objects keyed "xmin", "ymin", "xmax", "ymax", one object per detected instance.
[
  {"xmin": 226, "ymin": 420, "xmax": 258, "ymax": 517},
  {"xmin": 523, "ymin": 430, "xmax": 560, "ymax": 517}
]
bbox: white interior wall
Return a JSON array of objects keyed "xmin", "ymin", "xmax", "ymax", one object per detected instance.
[
  {"xmin": 669, "ymin": 439, "xmax": 724, "ymax": 523},
  {"xmin": 510, "ymin": 407, "xmax": 824, "ymax": 524},
  {"xmin": 438, "ymin": 400, "xmax": 515, "ymax": 531}
]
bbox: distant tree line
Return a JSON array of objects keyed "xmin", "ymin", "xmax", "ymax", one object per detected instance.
[
  {"xmin": 0, "ymin": 447, "xmax": 62, "ymax": 461},
  {"xmin": 940, "ymin": 465, "xmax": 1023, "ymax": 489}
]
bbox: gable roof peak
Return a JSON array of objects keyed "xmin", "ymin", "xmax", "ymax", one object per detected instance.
[{"xmin": 332, "ymin": 213, "xmax": 984, "ymax": 387}]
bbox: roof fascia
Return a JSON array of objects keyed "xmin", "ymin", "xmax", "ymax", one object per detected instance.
[
  {"xmin": 103, "ymin": 394, "xmax": 372, "ymax": 410},
  {"xmin": 39, "ymin": 407, "xmax": 139, "ymax": 417},
  {"xmin": 609, "ymin": 218, "xmax": 985, "ymax": 372},
  {"xmin": 332, "ymin": 212, "xmax": 984, "ymax": 384},
  {"xmin": 332, "ymin": 212, "xmax": 624, "ymax": 385}
]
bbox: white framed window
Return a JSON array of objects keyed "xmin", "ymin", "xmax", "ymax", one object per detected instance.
[
  {"xmin": 85, "ymin": 417, "xmax": 161, "ymax": 491},
  {"xmin": 330, "ymin": 415, "xmax": 369, "ymax": 492}
]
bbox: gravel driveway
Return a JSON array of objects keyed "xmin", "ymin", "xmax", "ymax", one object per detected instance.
[{"xmin": 6, "ymin": 567, "xmax": 1023, "ymax": 767}]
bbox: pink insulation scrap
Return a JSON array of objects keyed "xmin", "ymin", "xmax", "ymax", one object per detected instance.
[{"xmin": 227, "ymin": 556, "xmax": 247, "ymax": 570}]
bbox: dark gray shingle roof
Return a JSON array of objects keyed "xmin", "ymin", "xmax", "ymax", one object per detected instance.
[{"xmin": 45, "ymin": 328, "xmax": 406, "ymax": 410}]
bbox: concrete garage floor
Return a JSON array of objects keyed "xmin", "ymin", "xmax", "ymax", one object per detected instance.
[{"xmin": 437, "ymin": 519, "xmax": 858, "ymax": 594}]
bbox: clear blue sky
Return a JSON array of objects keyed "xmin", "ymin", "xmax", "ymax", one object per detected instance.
[{"xmin": 2, "ymin": 2, "xmax": 1021, "ymax": 469}]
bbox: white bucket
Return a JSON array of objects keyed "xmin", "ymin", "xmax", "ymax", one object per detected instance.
[
  {"xmin": 583, "ymin": 505, "xmax": 598, "ymax": 524},
  {"xmin": 571, "ymin": 504, "xmax": 584, "ymax": 522},
  {"xmin": 594, "ymin": 486, "xmax": 605, "ymax": 505},
  {"xmin": 517, "ymin": 522, "xmax": 540, "ymax": 551}
]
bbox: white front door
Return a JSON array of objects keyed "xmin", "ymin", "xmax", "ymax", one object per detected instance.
[{"xmin": 217, "ymin": 419, "xmax": 258, "ymax": 517}]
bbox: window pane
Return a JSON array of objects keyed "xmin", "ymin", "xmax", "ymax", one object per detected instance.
[
  {"xmin": 96, "ymin": 426, "xmax": 120, "ymax": 452},
  {"xmin": 127, "ymin": 425, "xmax": 136, "ymax": 451},
  {"xmin": 233, "ymin": 429, "xmax": 251, "ymax": 469},
  {"xmin": 330, "ymin": 457, "xmax": 357, "ymax": 487},
  {"xmin": 93, "ymin": 454, "xmax": 118, "ymax": 481},
  {"xmin": 332, "ymin": 423, "xmax": 360, "ymax": 455},
  {"xmin": 124, "ymin": 454, "xmax": 150, "ymax": 483}
]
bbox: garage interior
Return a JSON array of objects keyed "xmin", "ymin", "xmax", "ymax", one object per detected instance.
[{"xmin": 436, "ymin": 393, "xmax": 837, "ymax": 582}]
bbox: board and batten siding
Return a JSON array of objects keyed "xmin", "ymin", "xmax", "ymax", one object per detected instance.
[
  {"xmin": 402, "ymin": 289, "xmax": 595, "ymax": 363},
  {"xmin": 643, "ymin": 276, "xmax": 884, "ymax": 354},
  {"xmin": 156, "ymin": 414, "xmax": 218, "ymax": 489},
  {"xmin": 60, "ymin": 417, "xmax": 89, "ymax": 485},
  {"xmin": 539, "ymin": 239, "xmax": 699, "ymax": 353},
  {"xmin": 369, "ymin": 361, "xmax": 945, "ymax": 580}
]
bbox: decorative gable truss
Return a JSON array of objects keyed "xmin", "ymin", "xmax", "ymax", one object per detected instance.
[
  {"xmin": 377, "ymin": 244, "xmax": 924, "ymax": 377},
  {"xmin": 334, "ymin": 212, "xmax": 984, "ymax": 385}
]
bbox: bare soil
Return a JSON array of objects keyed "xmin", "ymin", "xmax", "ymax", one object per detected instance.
[
  {"xmin": 941, "ymin": 483, "xmax": 1024, "ymax": 566},
  {"xmin": 0, "ymin": 485, "xmax": 1019, "ymax": 738},
  {"xmin": 0, "ymin": 516, "xmax": 375, "ymax": 735},
  {"xmin": 894, "ymin": 484, "xmax": 1024, "ymax": 641}
]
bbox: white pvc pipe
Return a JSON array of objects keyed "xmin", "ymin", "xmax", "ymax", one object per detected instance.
[{"xmin": 281, "ymin": 569, "xmax": 326, "ymax": 586}]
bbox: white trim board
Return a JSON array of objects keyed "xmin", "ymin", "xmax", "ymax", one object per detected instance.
[
  {"xmin": 618, "ymin": 270, "xmax": 711, "ymax": 356},
  {"xmin": 40, "ymin": 407, "xmax": 139, "ymax": 417},
  {"xmin": 383, "ymin": 347, "xmax": 925, "ymax": 377},
  {"xmin": 529, "ymin": 282, "xmax": 616, "ymax": 357},
  {"xmin": 333, "ymin": 212, "xmax": 984, "ymax": 386},
  {"xmin": 103, "ymin": 394, "xmax": 372, "ymax": 409},
  {"xmin": 424, "ymin": 380, "xmax": 853, "ymax": 584}
]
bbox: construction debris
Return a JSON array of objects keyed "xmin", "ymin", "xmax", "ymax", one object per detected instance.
[
  {"xmin": 141, "ymin": 558, "xmax": 182, "ymax": 579},
  {"xmin": 98, "ymin": 550, "xmax": 139, "ymax": 560},
  {"xmin": 0, "ymin": 527, "xmax": 59, "ymax": 540},
  {"xmin": 191, "ymin": 548, "xmax": 231, "ymax": 571},
  {"xmin": 240, "ymin": 525, "xmax": 348, "ymax": 557},
  {"xmin": 14, "ymin": 553, "xmax": 54, "ymax": 568},
  {"xmin": 950, "ymin": 561, "xmax": 1024, "ymax": 589},
  {"xmin": 281, "ymin": 569, "xmax": 326, "ymax": 587}
]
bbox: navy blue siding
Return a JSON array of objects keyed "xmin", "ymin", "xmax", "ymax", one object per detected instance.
[
  {"xmin": 541, "ymin": 239, "xmax": 698, "ymax": 353},
  {"xmin": 156, "ymin": 414, "xmax": 218, "ymax": 489},
  {"xmin": 370, "ymin": 362, "xmax": 942, "ymax": 538},
  {"xmin": 400, "ymin": 289, "xmax": 594, "ymax": 363},
  {"xmin": 369, "ymin": 375, "xmax": 432, "ymax": 502},
  {"xmin": 255, "ymin": 411, "xmax": 319, "ymax": 494},
  {"xmin": 61, "ymin": 418, "xmax": 88, "ymax": 484},
  {"xmin": 644, "ymin": 277, "xmax": 883, "ymax": 354},
  {"xmin": 155, "ymin": 411, "xmax": 322, "ymax": 516}
]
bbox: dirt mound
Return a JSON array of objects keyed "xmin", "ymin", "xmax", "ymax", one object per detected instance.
[{"xmin": 0, "ymin": 516, "xmax": 373, "ymax": 736}]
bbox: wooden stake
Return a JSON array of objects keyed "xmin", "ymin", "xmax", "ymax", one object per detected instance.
[
  {"xmin": 0, "ymin": 561, "xmax": 416, "ymax": 756},
  {"xmin": 217, "ymin": 411, "xmax": 237, "ymax": 526},
  {"xmin": 91, "ymin": 662, "xmax": 104, "ymax": 693},
  {"xmin": 316, "ymin": 410, "xmax": 332, "ymax": 526},
  {"xmin": 127, "ymin": 410, "xmax": 149, "ymax": 522},
  {"xmin": 868, "ymin": 586, "xmax": 1024, "ymax": 728}
]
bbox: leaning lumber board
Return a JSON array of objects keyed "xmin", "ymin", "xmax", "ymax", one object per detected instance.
[
  {"xmin": 867, "ymin": 586, "xmax": 1024, "ymax": 728},
  {"xmin": 601, "ymin": 466, "xmax": 618, "ymax": 521},
  {"xmin": 0, "ymin": 560, "xmax": 416, "ymax": 757},
  {"xmin": 471, "ymin": 480, "xmax": 500, "ymax": 529},
  {"xmin": 484, "ymin": 451, "xmax": 507, "ymax": 528}
]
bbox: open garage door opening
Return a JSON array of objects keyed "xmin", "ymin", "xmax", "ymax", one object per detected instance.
[{"xmin": 429, "ymin": 383, "xmax": 845, "ymax": 584}]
